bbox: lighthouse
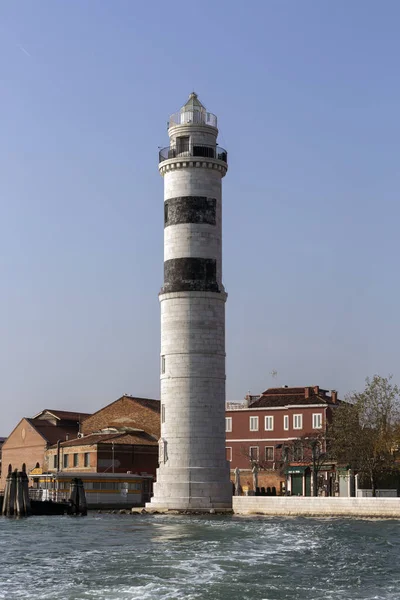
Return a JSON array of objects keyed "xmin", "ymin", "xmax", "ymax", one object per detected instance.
[{"xmin": 148, "ymin": 93, "xmax": 232, "ymax": 511}]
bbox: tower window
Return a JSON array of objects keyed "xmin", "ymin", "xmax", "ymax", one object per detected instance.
[
  {"xmin": 164, "ymin": 204, "xmax": 168, "ymax": 225},
  {"xmin": 193, "ymin": 145, "xmax": 215, "ymax": 159},
  {"xmin": 161, "ymin": 355, "xmax": 165, "ymax": 374},
  {"xmin": 161, "ymin": 404, "xmax": 165, "ymax": 423}
]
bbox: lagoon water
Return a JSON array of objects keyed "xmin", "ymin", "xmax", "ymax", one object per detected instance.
[{"xmin": 0, "ymin": 514, "xmax": 399, "ymax": 600}]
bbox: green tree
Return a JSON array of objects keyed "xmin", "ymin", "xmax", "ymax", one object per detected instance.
[{"xmin": 329, "ymin": 375, "xmax": 400, "ymax": 496}]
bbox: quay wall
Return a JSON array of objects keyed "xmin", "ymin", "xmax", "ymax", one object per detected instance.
[{"xmin": 233, "ymin": 496, "xmax": 400, "ymax": 518}]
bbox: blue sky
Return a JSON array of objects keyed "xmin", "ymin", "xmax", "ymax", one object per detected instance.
[{"xmin": 1, "ymin": 1, "xmax": 400, "ymax": 433}]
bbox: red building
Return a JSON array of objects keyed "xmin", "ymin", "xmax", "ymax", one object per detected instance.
[{"xmin": 225, "ymin": 386, "xmax": 339, "ymax": 495}]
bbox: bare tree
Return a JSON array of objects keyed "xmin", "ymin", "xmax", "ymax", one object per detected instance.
[{"xmin": 280, "ymin": 432, "xmax": 328, "ymax": 496}]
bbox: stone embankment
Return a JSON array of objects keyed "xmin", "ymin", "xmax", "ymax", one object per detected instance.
[{"xmin": 233, "ymin": 496, "xmax": 400, "ymax": 518}]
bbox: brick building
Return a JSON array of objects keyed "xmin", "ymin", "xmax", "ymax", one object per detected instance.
[
  {"xmin": 81, "ymin": 395, "xmax": 160, "ymax": 438},
  {"xmin": 45, "ymin": 432, "xmax": 158, "ymax": 477},
  {"xmin": 225, "ymin": 386, "xmax": 340, "ymax": 496},
  {"xmin": 0, "ymin": 409, "xmax": 90, "ymax": 489},
  {"xmin": 44, "ymin": 395, "xmax": 160, "ymax": 479}
]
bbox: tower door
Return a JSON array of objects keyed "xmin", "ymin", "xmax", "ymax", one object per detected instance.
[{"xmin": 176, "ymin": 136, "xmax": 190, "ymax": 156}]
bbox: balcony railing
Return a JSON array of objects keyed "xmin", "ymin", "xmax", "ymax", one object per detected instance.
[
  {"xmin": 159, "ymin": 144, "xmax": 227, "ymax": 164},
  {"xmin": 29, "ymin": 488, "xmax": 70, "ymax": 502},
  {"xmin": 168, "ymin": 110, "xmax": 217, "ymax": 128}
]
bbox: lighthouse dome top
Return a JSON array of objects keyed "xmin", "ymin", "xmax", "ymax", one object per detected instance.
[{"xmin": 168, "ymin": 92, "xmax": 218, "ymax": 129}]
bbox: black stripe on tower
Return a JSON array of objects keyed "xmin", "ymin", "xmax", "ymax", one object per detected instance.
[
  {"xmin": 164, "ymin": 197, "xmax": 216, "ymax": 227},
  {"xmin": 162, "ymin": 258, "xmax": 220, "ymax": 293}
]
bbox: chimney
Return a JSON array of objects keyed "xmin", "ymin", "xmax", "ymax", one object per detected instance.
[
  {"xmin": 314, "ymin": 386, "xmax": 319, "ymax": 396},
  {"xmin": 305, "ymin": 387, "xmax": 312, "ymax": 399},
  {"xmin": 331, "ymin": 390, "xmax": 338, "ymax": 403}
]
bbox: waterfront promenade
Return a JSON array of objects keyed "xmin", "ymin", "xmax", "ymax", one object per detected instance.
[
  {"xmin": 232, "ymin": 496, "xmax": 400, "ymax": 518},
  {"xmin": 133, "ymin": 496, "xmax": 400, "ymax": 518}
]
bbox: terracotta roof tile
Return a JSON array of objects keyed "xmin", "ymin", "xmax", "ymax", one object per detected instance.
[
  {"xmin": 82, "ymin": 396, "xmax": 160, "ymax": 438},
  {"xmin": 26, "ymin": 419, "xmax": 80, "ymax": 445},
  {"xmin": 33, "ymin": 409, "xmax": 91, "ymax": 421},
  {"xmin": 261, "ymin": 387, "xmax": 306, "ymax": 396},
  {"xmin": 53, "ymin": 431, "xmax": 158, "ymax": 448},
  {"xmin": 250, "ymin": 387, "xmax": 338, "ymax": 408}
]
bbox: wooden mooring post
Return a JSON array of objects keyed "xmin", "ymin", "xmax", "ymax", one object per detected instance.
[
  {"xmin": 69, "ymin": 478, "xmax": 87, "ymax": 516},
  {"xmin": 2, "ymin": 465, "xmax": 32, "ymax": 517}
]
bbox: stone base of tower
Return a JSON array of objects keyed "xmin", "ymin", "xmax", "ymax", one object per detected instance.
[{"xmin": 146, "ymin": 466, "xmax": 233, "ymax": 511}]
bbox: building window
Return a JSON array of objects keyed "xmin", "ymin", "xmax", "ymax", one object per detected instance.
[
  {"xmin": 161, "ymin": 355, "xmax": 165, "ymax": 374},
  {"xmin": 292, "ymin": 441, "xmax": 304, "ymax": 461},
  {"xmin": 249, "ymin": 446, "xmax": 259, "ymax": 462},
  {"xmin": 313, "ymin": 441, "xmax": 323, "ymax": 458},
  {"xmin": 313, "ymin": 413, "xmax": 322, "ymax": 429},
  {"xmin": 293, "ymin": 414, "xmax": 303, "ymax": 430},
  {"xmin": 53, "ymin": 455, "xmax": 58, "ymax": 469},
  {"xmin": 265, "ymin": 446, "xmax": 274, "ymax": 461},
  {"xmin": 249, "ymin": 416, "xmax": 259, "ymax": 431},
  {"xmin": 164, "ymin": 204, "xmax": 168, "ymax": 225},
  {"xmin": 73, "ymin": 453, "xmax": 78, "ymax": 467},
  {"xmin": 264, "ymin": 416, "xmax": 274, "ymax": 431},
  {"xmin": 63, "ymin": 454, "xmax": 69, "ymax": 468},
  {"xmin": 84, "ymin": 452, "xmax": 90, "ymax": 467},
  {"xmin": 226, "ymin": 447, "xmax": 232, "ymax": 461},
  {"xmin": 225, "ymin": 417, "xmax": 232, "ymax": 432},
  {"xmin": 283, "ymin": 415, "xmax": 289, "ymax": 430},
  {"xmin": 161, "ymin": 404, "xmax": 165, "ymax": 423}
]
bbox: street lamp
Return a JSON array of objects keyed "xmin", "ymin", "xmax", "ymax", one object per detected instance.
[
  {"xmin": 310, "ymin": 440, "xmax": 326, "ymax": 497},
  {"xmin": 276, "ymin": 444, "xmax": 289, "ymax": 496}
]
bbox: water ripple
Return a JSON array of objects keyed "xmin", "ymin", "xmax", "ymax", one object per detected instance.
[{"xmin": 0, "ymin": 514, "xmax": 399, "ymax": 599}]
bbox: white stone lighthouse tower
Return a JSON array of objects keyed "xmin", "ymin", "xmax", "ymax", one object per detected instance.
[{"xmin": 148, "ymin": 93, "xmax": 232, "ymax": 511}]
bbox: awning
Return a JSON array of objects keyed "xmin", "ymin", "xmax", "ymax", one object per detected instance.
[
  {"xmin": 286, "ymin": 466, "xmax": 309, "ymax": 475},
  {"xmin": 29, "ymin": 467, "xmax": 43, "ymax": 475}
]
